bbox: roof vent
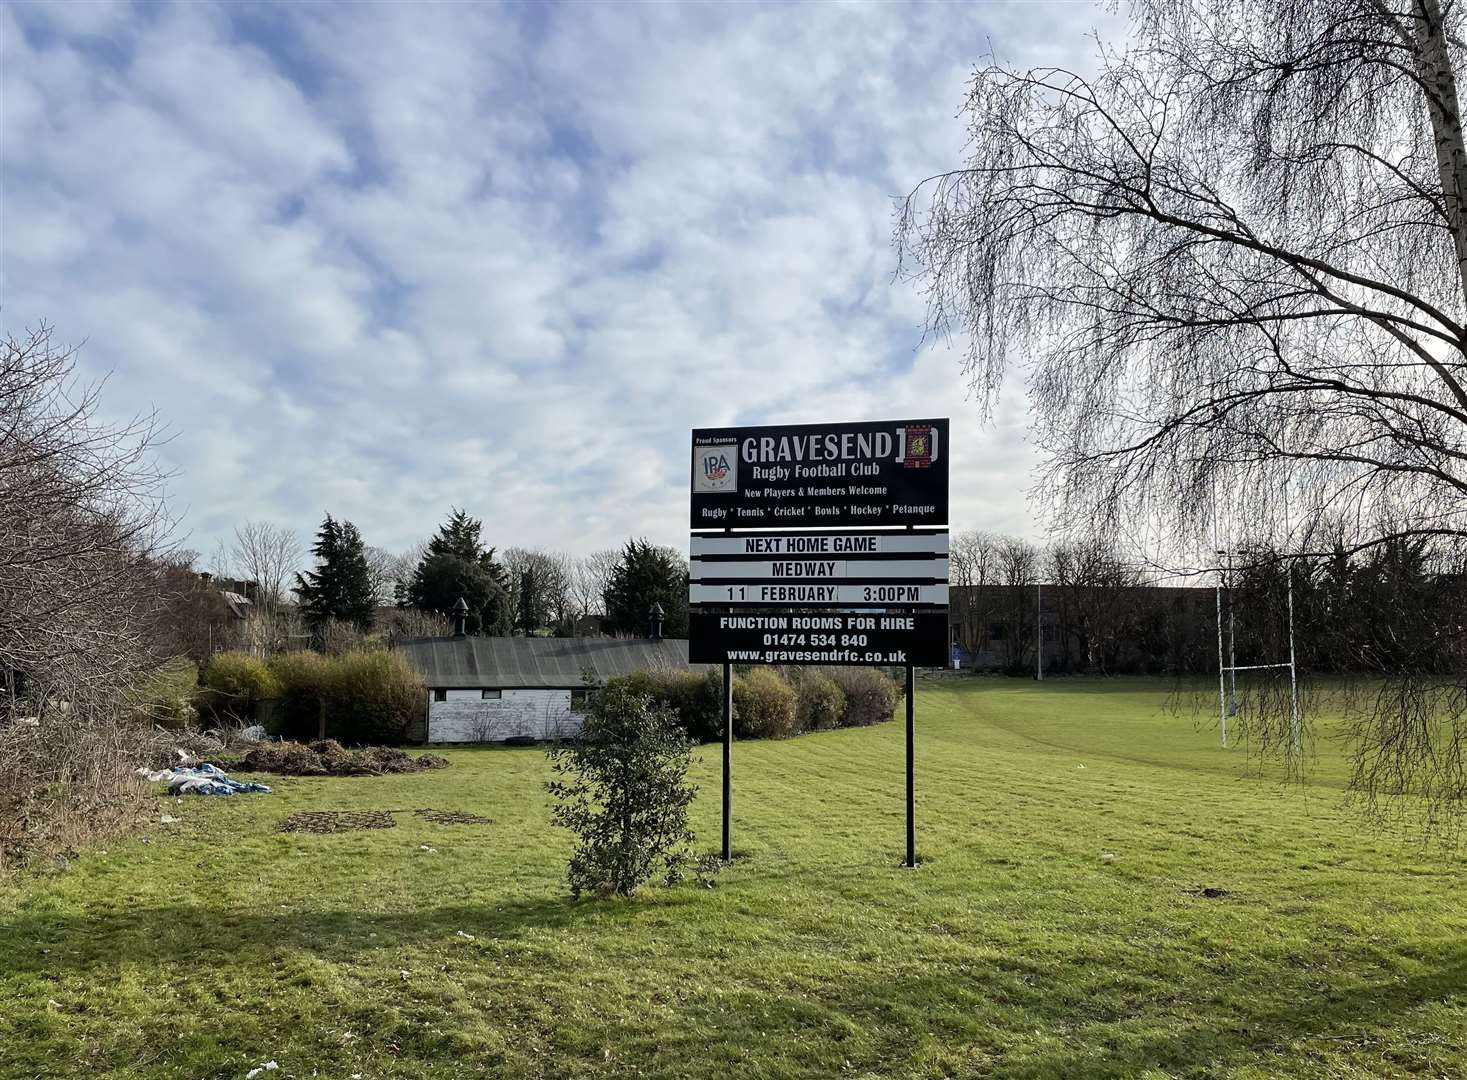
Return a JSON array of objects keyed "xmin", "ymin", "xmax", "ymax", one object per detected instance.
[{"xmin": 451, "ymin": 596, "xmax": 470, "ymax": 639}]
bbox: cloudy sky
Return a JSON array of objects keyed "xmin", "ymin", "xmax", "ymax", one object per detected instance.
[{"xmin": 2, "ymin": 0, "xmax": 1114, "ymax": 561}]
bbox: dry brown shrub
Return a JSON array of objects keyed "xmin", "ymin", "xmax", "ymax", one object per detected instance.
[
  {"xmin": 239, "ymin": 740, "xmax": 450, "ymax": 777},
  {"xmin": 1, "ymin": 325, "xmax": 174, "ymax": 873}
]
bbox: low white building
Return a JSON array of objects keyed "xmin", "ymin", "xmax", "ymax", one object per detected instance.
[{"xmin": 396, "ymin": 634, "xmax": 700, "ymax": 744}]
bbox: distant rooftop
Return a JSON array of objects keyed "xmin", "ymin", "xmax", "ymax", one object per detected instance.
[{"xmin": 397, "ymin": 636, "xmax": 702, "ymax": 689}]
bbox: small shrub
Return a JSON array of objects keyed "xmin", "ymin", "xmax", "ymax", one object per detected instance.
[
  {"xmin": 266, "ymin": 650, "xmax": 332, "ymax": 740},
  {"xmin": 827, "ymin": 667, "xmax": 900, "ymax": 727},
  {"xmin": 732, "ymin": 667, "xmax": 799, "ymax": 739},
  {"xmin": 546, "ymin": 682, "xmax": 703, "ymax": 899},
  {"xmin": 796, "ymin": 670, "xmax": 846, "ymax": 732},
  {"xmin": 200, "ymin": 652, "xmax": 280, "ymax": 723}
]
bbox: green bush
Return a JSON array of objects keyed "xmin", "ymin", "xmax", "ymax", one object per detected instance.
[
  {"xmin": 260, "ymin": 649, "xmax": 424, "ymax": 746},
  {"xmin": 131, "ymin": 658, "xmax": 200, "ymax": 730},
  {"xmin": 266, "ymin": 651, "xmax": 332, "ymax": 741},
  {"xmin": 657, "ymin": 668, "xmax": 724, "ymax": 743},
  {"xmin": 600, "ymin": 668, "xmax": 725, "ymax": 743},
  {"xmin": 795, "ymin": 670, "xmax": 846, "ymax": 732},
  {"xmin": 321, "ymin": 650, "xmax": 425, "ymax": 746},
  {"xmin": 732, "ymin": 667, "xmax": 799, "ymax": 739},
  {"xmin": 199, "ymin": 651, "xmax": 280, "ymax": 723},
  {"xmin": 545, "ymin": 681, "xmax": 702, "ymax": 899},
  {"xmin": 827, "ymin": 667, "xmax": 900, "ymax": 727}
]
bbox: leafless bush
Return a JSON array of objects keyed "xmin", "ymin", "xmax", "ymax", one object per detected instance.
[
  {"xmin": 377, "ymin": 607, "xmax": 453, "ymax": 646},
  {"xmin": 1, "ymin": 325, "xmax": 172, "ymax": 869},
  {"xmin": 239, "ymin": 605, "xmax": 311, "ymax": 656},
  {"xmin": 316, "ymin": 616, "xmax": 371, "ymax": 656},
  {"xmin": 471, "ymin": 706, "xmax": 507, "ymax": 744}
]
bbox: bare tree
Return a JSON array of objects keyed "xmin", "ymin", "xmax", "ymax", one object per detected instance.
[
  {"xmin": 229, "ymin": 520, "xmax": 303, "ymax": 611},
  {"xmin": 541, "ymin": 551, "xmax": 574, "ymax": 631},
  {"xmin": 504, "ymin": 548, "xmax": 575, "ymax": 633},
  {"xmin": 994, "ymin": 537, "xmax": 1040, "ymax": 673},
  {"xmin": 364, "ymin": 544, "xmax": 400, "ymax": 607},
  {"xmin": 570, "ymin": 548, "xmax": 620, "ymax": 626},
  {"xmin": 898, "ymin": 0, "xmax": 1467, "ymax": 835},
  {"xmin": 949, "ymin": 530, "xmax": 1001, "ymax": 663},
  {"xmin": 1046, "ymin": 539, "xmax": 1147, "ymax": 674},
  {"xmin": 1, "ymin": 325, "xmax": 172, "ymax": 865},
  {"xmin": 388, "ymin": 541, "xmax": 426, "ymax": 606},
  {"xmin": 149, "ymin": 549, "xmax": 241, "ymax": 662}
]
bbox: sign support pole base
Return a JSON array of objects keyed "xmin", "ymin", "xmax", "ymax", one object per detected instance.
[
  {"xmin": 722, "ymin": 661, "xmax": 732, "ymax": 862},
  {"xmin": 905, "ymin": 663, "xmax": 916, "ymax": 869}
]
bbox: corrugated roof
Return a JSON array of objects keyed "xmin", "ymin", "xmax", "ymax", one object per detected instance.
[{"xmin": 396, "ymin": 636, "xmax": 704, "ymax": 689}]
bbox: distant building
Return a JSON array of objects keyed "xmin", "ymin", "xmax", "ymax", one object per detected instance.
[
  {"xmin": 396, "ymin": 635, "xmax": 701, "ymax": 744},
  {"xmin": 949, "ymin": 583, "xmax": 1215, "ymax": 674},
  {"xmin": 200, "ymin": 573, "xmax": 257, "ymax": 622}
]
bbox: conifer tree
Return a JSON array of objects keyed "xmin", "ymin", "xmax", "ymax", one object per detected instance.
[
  {"xmin": 603, "ymin": 540, "xmax": 689, "ymax": 638},
  {"xmin": 516, "ymin": 564, "xmax": 546, "ymax": 634},
  {"xmin": 407, "ymin": 508, "xmax": 511, "ymax": 634},
  {"xmin": 294, "ymin": 514, "xmax": 376, "ymax": 630}
]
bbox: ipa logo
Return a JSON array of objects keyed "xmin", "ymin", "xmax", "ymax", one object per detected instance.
[{"xmin": 693, "ymin": 445, "xmax": 738, "ymax": 492}]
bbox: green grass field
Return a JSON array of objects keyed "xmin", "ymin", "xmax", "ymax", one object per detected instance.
[{"xmin": 2, "ymin": 679, "xmax": 1463, "ymax": 1079}]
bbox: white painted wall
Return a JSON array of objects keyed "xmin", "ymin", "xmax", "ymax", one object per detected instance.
[{"xmin": 427, "ymin": 688, "xmax": 581, "ymax": 743}]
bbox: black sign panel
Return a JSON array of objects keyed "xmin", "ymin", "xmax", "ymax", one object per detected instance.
[
  {"xmin": 690, "ymin": 418, "xmax": 949, "ymax": 529},
  {"xmin": 689, "ymin": 611, "xmax": 950, "ymax": 667}
]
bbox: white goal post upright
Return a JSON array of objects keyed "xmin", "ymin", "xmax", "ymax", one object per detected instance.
[
  {"xmin": 1212, "ymin": 500, "xmax": 1229, "ymax": 748},
  {"xmin": 1283, "ymin": 471, "xmax": 1301, "ymax": 754},
  {"xmin": 1215, "ymin": 560, "xmax": 1228, "ymax": 749},
  {"xmin": 1212, "ymin": 473, "xmax": 1302, "ymax": 754},
  {"xmin": 1036, "ymin": 581, "xmax": 1043, "ymax": 681}
]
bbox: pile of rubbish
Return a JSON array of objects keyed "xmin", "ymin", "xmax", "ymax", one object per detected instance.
[
  {"xmin": 137, "ymin": 761, "xmax": 272, "ymax": 797},
  {"xmin": 139, "ymin": 725, "xmax": 267, "ymax": 771},
  {"xmin": 240, "ymin": 740, "xmax": 450, "ymax": 777}
]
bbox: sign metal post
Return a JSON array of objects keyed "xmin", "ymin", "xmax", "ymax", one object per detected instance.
[
  {"xmin": 905, "ymin": 662, "xmax": 915, "ymax": 869},
  {"xmin": 722, "ymin": 661, "xmax": 732, "ymax": 862}
]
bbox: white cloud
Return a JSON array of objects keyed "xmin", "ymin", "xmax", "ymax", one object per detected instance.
[{"xmin": 0, "ymin": 0, "xmax": 1115, "ymax": 561}]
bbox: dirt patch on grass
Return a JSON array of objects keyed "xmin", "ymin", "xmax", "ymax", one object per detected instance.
[
  {"xmin": 278, "ymin": 810, "xmax": 398, "ymax": 834},
  {"xmin": 413, "ymin": 809, "xmax": 493, "ymax": 826},
  {"xmin": 1183, "ymin": 886, "xmax": 1234, "ymax": 899},
  {"xmin": 277, "ymin": 808, "xmax": 492, "ymax": 833},
  {"xmin": 241, "ymin": 741, "xmax": 450, "ymax": 777}
]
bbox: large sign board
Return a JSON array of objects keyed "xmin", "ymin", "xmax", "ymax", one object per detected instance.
[
  {"xmin": 689, "ymin": 611, "xmax": 950, "ymax": 667},
  {"xmin": 691, "ymin": 418, "xmax": 949, "ymax": 529},
  {"xmin": 688, "ymin": 418, "xmax": 952, "ymax": 868}
]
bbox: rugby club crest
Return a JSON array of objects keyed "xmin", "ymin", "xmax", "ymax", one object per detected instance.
[{"xmin": 896, "ymin": 424, "xmax": 937, "ymax": 468}]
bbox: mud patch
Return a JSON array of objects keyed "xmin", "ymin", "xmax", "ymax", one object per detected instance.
[
  {"xmin": 278, "ymin": 810, "xmax": 398, "ymax": 834},
  {"xmin": 1183, "ymin": 886, "xmax": 1233, "ymax": 900},
  {"xmin": 414, "ymin": 809, "xmax": 493, "ymax": 826}
]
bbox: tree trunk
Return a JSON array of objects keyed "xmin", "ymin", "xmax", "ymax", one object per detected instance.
[{"xmin": 1415, "ymin": 0, "xmax": 1467, "ymax": 313}]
